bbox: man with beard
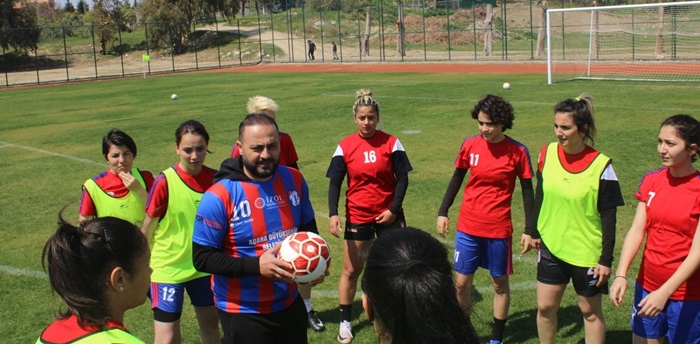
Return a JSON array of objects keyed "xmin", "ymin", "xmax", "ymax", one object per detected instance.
[{"xmin": 192, "ymin": 113, "xmax": 320, "ymax": 344}]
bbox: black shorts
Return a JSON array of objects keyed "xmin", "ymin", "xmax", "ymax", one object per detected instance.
[
  {"xmin": 343, "ymin": 211, "xmax": 406, "ymax": 241},
  {"xmin": 218, "ymin": 295, "xmax": 307, "ymax": 344},
  {"xmin": 536, "ymin": 243, "xmax": 608, "ymax": 297}
]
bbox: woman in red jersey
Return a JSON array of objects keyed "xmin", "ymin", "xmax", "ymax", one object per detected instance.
[
  {"xmin": 326, "ymin": 88, "xmax": 413, "ymax": 343},
  {"xmin": 79, "ymin": 129, "xmax": 154, "ymax": 226},
  {"xmin": 437, "ymin": 94, "xmax": 534, "ymax": 344},
  {"xmin": 611, "ymin": 114, "xmax": 700, "ymax": 344},
  {"xmin": 38, "ymin": 215, "xmax": 151, "ymax": 344},
  {"xmin": 141, "ymin": 119, "xmax": 219, "ymax": 344}
]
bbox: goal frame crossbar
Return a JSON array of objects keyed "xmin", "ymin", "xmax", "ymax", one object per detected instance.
[{"xmin": 546, "ymin": 0, "xmax": 700, "ymax": 84}]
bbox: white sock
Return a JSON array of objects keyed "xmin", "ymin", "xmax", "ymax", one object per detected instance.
[{"xmin": 304, "ymin": 298, "xmax": 312, "ymax": 313}]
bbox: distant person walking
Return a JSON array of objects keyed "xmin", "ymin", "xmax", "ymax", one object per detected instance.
[
  {"xmin": 308, "ymin": 40, "xmax": 316, "ymax": 60},
  {"xmin": 332, "ymin": 41, "xmax": 338, "ymax": 60}
]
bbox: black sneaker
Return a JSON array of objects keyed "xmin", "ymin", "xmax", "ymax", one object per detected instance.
[{"xmin": 307, "ymin": 310, "xmax": 325, "ymax": 332}]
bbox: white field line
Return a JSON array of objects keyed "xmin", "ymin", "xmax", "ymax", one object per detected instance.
[
  {"xmin": 0, "ymin": 141, "xmax": 104, "ymax": 167},
  {"xmin": 0, "ymin": 264, "xmax": 47, "ymax": 279},
  {"xmin": 0, "ymin": 143, "xmax": 543, "ymax": 295}
]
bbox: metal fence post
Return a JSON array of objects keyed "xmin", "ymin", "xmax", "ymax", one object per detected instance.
[
  {"xmin": 62, "ymin": 26, "xmax": 70, "ymax": 81},
  {"xmin": 320, "ymin": 9, "xmax": 325, "ymax": 62},
  {"xmin": 256, "ymin": 14, "xmax": 263, "ymax": 62},
  {"xmin": 215, "ymin": 20, "xmax": 221, "ymax": 68},
  {"xmin": 529, "ymin": 0, "xmax": 534, "ymax": 59},
  {"xmin": 169, "ymin": 26, "xmax": 175, "ymax": 71},
  {"xmin": 502, "ymin": 0, "xmax": 508, "ymax": 60},
  {"xmin": 91, "ymin": 24, "xmax": 98, "ymax": 79},
  {"xmin": 3, "ymin": 43, "xmax": 8, "ymax": 87},
  {"xmin": 287, "ymin": 8, "xmax": 293, "ymax": 62},
  {"xmin": 379, "ymin": 0, "xmax": 385, "ymax": 61},
  {"xmin": 302, "ymin": 2, "xmax": 307, "ymax": 62},
  {"xmin": 33, "ymin": 46, "xmax": 39, "ymax": 84},
  {"xmin": 118, "ymin": 25, "xmax": 125, "ymax": 76},
  {"xmin": 473, "ymin": 5, "xmax": 478, "ymax": 61},
  {"xmin": 144, "ymin": 22, "xmax": 151, "ymax": 75},
  {"xmin": 237, "ymin": 19, "xmax": 243, "ymax": 65},
  {"xmin": 421, "ymin": 0, "xmax": 427, "ymax": 61},
  {"xmin": 357, "ymin": 7, "xmax": 362, "ymax": 61},
  {"xmin": 193, "ymin": 20, "xmax": 199, "ymax": 70},
  {"xmin": 447, "ymin": 2, "xmax": 452, "ymax": 61},
  {"xmin": 337, "ymin": 9, "xmax": 342, "ymax": 61}
]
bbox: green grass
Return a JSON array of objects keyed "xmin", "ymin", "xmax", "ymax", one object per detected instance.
[{"xmin": 1, "ymin": 70, "xmax": 698, "ymax": 343}]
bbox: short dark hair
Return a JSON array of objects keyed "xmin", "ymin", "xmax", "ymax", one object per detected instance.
[
  {"xmin": 42, "ymin": 214, "xmax": 148, "ymax": 328},
  {"xmin": 470, "ymin": 94, "xmax": 515, "ymax": 131},
  {"xmin": 362, "ymin": 227, "xmax": 479, "ymax": 344},
  {"xmin": 661, "ymin": 114, "xmax": 700, "ymax": 162},
  {"xmin": 102, "ymin": 129, "xmax": 137, "ymax": 158},
  {"xmin": 238, "ymin": 113, "xmax": 279, "ymax": 141}
]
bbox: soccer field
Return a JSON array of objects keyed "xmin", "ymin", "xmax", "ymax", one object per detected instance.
[{"xmin": 1, "ymin": 68, "xmax": 697, "ymax": 343}]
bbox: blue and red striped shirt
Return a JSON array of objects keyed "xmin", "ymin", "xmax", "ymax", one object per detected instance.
[{"xmin": 193, "ymin": 166, "xmax": 315, "ymax": 314}]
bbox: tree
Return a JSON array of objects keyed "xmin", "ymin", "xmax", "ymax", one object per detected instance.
[
  {"xmin": 139, "ymin": 0, "xmax": 240, "ymax": 54},
  {"xmin": 483, "ymin": 3, "xmax": 494, "ymax": 56},
  {"xmin": 89, "ymin": 0, "xmax": 118, "ymax": 54},
  {"xmin": 77, "ymin": 0, "xmax": 89, "ymax": 14},
  {"xmin": 111, "ymin": 0, "xmax": 137, "ymax": 31},
  {"xmin": 64, "ymin": 0, "xmax": 76, "ymax": 12},
  {"xmin": 396, "ymin": 2, "xmax": 404, "ymax": 56},
  {"xmin": 0, "ymin": 0, "xmax": 41, "ymax": 52},
  {"xmin": 361, "ymin": 5, "xmax": 370, "ymax": 56},
  {"xmin": 535, "ymin": 0, "xmax": 547, "ymax": 57},
  {"xmin": 139, "ymin": 0, "xmax": 189, "ymax": 53}
]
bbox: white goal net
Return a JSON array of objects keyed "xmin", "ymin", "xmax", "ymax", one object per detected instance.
[{"xmin": 546, "ymin": 1, "xmax": 700, "ymax": 84}]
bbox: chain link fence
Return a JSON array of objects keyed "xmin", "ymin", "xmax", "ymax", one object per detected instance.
[{"xmin": 1, "ymin": 0, "xmax": 642, "ymax": 86}]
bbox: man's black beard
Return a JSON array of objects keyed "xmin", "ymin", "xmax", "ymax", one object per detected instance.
[{"xmin": 242, "ymin": 156, "xmax": 279, "ymax": 180}]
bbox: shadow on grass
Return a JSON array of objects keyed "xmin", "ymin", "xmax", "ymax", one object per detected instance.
[
  {"xmin": 0, "ymin": 53, "xmax": 65, "ymax": 72},
  {"xmin": 503, "ymin": 305, "xmax": 633, "ymax": 343},
  {"xmin": 315, "ymin": 300, "xmax": 374, "ymax": 335}
]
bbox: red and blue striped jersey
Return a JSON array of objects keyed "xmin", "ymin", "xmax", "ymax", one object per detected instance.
[{"xmin": 193, "ymin": 166, "xmax": 315, "ymax": 314}]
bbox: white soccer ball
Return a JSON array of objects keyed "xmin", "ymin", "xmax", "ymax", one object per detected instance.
[
  {"xmin": 171, "ymin": 93, "xmax": 179, "ymax": 100},
  {"xmin": 502, "ymin": 82, "xmax": 511, "ymax": 90},
  {"xmin": 279, "ymin": 232, "xmax": 331, "ymax": 284}
]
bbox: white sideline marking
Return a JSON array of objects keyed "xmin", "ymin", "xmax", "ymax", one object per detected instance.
[
  {"xmin": 311, "ymin": 281, "xmax": 540, "ymax": 299},
  {"xmin": 0, "ymin": 265, "xmax": 47, "ymax": 279},
  {"xmin": 0, "ymin": 145, "xmax": 541, "ymax": 296},
  {"xmin": 0, "ymin": 141, "xmax": 104, "ymax": 167}
]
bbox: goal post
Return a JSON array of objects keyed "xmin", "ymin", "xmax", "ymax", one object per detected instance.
[{"xmin": 546, "ymin": 1, "xmax": 700, "ymax": 84}]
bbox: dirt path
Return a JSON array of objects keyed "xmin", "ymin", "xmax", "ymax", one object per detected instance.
[{"xmin": 203, "ymin": 24, "xmax": 318, "ymax": 61}]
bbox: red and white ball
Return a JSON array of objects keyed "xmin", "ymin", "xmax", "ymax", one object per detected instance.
[{"xmin": 279, "ymin": 232, "xmax": 331, "ymax": 284}]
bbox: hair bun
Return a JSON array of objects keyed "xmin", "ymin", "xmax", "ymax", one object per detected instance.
[{"xmin": 356, "ymin": 88, "xmax": 372, "ymax": 99}]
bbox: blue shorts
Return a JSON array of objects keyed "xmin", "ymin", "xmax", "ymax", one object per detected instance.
[
  {"xmin": 632, "ymin": 283, "xmax": 700, "ymax": 343},
  {"xmin": 453, "ymin": 231, "xmax": 512, "ymax": 277},
  {"xmin": 149, "ymin": 276, "xmax": 214, "ymax": 321}
]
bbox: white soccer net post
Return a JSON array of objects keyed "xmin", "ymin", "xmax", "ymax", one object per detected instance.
[{"xmin": 546, "ymin": 0, "xmax": 700, "ymax": 84}]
